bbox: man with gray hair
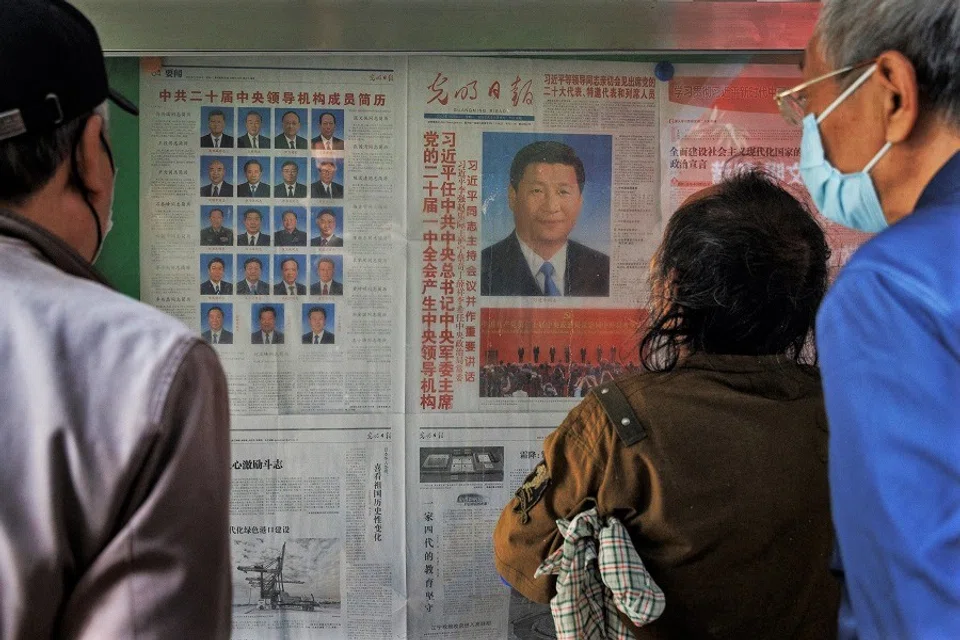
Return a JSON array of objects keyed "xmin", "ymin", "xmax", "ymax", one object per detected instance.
[
  {"xmin": 0, "ymin": 1, "xmax": 231, "ymax": 637},
  {"xmin": 775, "ymin": 1, "xmax": 960, "ymax": 636}
]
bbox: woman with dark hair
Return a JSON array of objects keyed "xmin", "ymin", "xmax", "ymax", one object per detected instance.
[{"xmin": 494, "ymin": 169, "xmax": 840, "ymax": 639}]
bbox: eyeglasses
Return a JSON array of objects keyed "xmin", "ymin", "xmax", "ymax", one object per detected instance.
[{"xmin": 774, "ymin": 59, "xmax": 876, "ymax": 126}]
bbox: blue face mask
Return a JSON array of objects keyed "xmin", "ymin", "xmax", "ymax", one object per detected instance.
[{"xmin": 799, "ymin": 64, "xmax": 893, "ymax": 233}]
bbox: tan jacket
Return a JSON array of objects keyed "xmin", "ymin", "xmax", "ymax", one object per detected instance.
[{"xmin": 495, "ymin": 353, "xmax": 839, "ymax": 639}]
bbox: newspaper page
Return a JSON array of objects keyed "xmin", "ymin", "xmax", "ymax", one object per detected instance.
[
  {"xmin": 404, "ymin": 57, "xmax": 659, "ymax": 639},
  {"xmin": 407, "ymin": 57, "xmax": 659, "ymax": 416},
  {"xmin": 139, "ymin": 56, "xmax": 407, "ymax": 639},
  {"xmin": 659, "ymin": 62, "xmax": 871, "ymax": 266},
  {"xmin": 405, "ymin": 412, "xmax": 568, "ymax": 640},
  {"xmin": 230, "ymin": 414, "xmax": 404, "ymax": 639},
  {"xmin": 140, "ymin": 55, "xmax": 406, "ymax": 416}
]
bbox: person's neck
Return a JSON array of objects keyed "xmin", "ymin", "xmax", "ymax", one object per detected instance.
[
  {"xmin": 878, "ymin": 119, "xmax": 960, "ymax": 224},
  {"xmin": 4, "ymin": 170, "xmax": 97, "ymax": 260},
  {"xmin": 517, "ymin": 233, "xmax": 563, "ymax": 261}
]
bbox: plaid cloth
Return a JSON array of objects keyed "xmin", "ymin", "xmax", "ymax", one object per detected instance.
[{"xmin": 534, "ymin": 507, "xmax": 665, "ymax": 639}]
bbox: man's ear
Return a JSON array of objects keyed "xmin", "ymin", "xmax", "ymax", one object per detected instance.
[
  {"xmin": 507, "ymin": 184, "xmax": 517, "ymax": 211},
  {"xmin": 875, "ymin": 50, "xmax": 919, "ymax": 144},
  {"xmin": 75, "ymin": 114, "xmax": 112, "ymax": 196}
]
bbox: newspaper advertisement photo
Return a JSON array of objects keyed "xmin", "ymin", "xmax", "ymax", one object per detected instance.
[
  {"xmin": 407, "ymin": 57, "xmax": 659, "ymax": 415},
  {"xmin": 140, "ymin": 56, "xmax": 407, "ymax": 418},
  {"xmin": 405, "ymin": 412, "xmax": 568, "ymax": 639},
  {"xmin": 230, "ymin": 414, "xmax": 405, "ymax": 639},
  {"xmin": 659, "ymin": 63, "xmax": 871, "ymax": 269}
]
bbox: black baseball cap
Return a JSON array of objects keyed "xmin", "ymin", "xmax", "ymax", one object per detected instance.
[{"xmin": 0, "ymin": 0, "xmax": 138, "ymax": 143}]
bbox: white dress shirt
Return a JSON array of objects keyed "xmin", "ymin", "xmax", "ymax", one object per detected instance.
[{"xmin": 517, "ymin": 237, "xmax": 568, "ymax": 296}]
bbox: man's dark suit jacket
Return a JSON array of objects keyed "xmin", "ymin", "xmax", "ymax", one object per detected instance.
[
  {"xmin": 237, "ymin": 134, "xmax": 271, "ymax": 149},
  {"xmin": 200, "ymin": 182, "xmax": 233, "ymax": 197},
  {"xmin": 272, "ymin": 282, "xmax": 307, "ymax": 295},
  {"xmin": 310, "ymin": 181, "xmax": 344, "ymax": 199},
  {"xmin": 237, "ymin": 182, "xmax": 271, "ymax": 198},
  {"xmin": 274, "ymin": 134, "xmax": 308, "ymax": 149},
  {"xmin": 274, "ymin": 229, "xmax": 307, "ymax": 246},
  {"xmin": 237, "ymin": 233, "xmax": 270, "ymax": 247},
  {"xmin": 302, "ymin": 331, "xmax": 335, "ymax": 344},
  {"xmin": 310, "ymin": 136, "xmax": 344, "ymax": 150},
  {"xmin": 200, "ymin": 280, "xmax": 233, "ymax": 295},
  {"xmin": 236, "ymin": 280, "xmax": 270, "ymax": 295},
  {"xmin": 310, "ymin": 234, "xmax": 344, "ymax": 247},
  {"xmin": 480, "ymin": 232, "xmax": 610, "ymax": 296},
  {"xmin": 251, "ymin": 331, "xmax": 284, "ymax": 344},
  {"xmin": 201, "ymin": 329, "xmax": 233, "ymax": 344},
  {"xmin": 200, "ymin": 226, "xmax": 234, "ymax": 246},
  {"xmin": 274, "ymin": 182, "xmax": 308, "ymax": 198},
  {"xmin": 310, "ymin": 280, "xmax": 343, "ymax": 296},
  {"xmin": 200, "ymin": 133, "xmax": 234, "ymax": 148}
]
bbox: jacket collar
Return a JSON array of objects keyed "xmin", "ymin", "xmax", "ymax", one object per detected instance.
[{"xmin": 0, "ymin": 208, "xmax": 111, "ymax": 288}]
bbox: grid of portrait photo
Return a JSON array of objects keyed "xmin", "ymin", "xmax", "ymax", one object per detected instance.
[{"xmin": 197, "ymin": 107, "xmax": 347, "ymax": 346}]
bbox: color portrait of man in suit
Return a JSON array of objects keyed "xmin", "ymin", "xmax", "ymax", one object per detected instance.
[
  {"xmin": 275, "ymin": 110, "xmax": 308, "ymax": 149},
  {"xmin": 200, "ymin": 257, "xmax": 233, "ymax": 295},
  {"xmin": 273, "ymin": 257, "xmax": 306, "ymax": 295},
  {"xmin": 309, "ymin": 257, "xmax": 343, "ymax": 296},
  {"xmin": 200, "ymin": 159, "xmax": 233, "ymax": 197},
  {"xmin": 302, "ymin": 306, "xmax": 335, "ymax": 344},
  {"xmin": 237, "ymin": 256, "xmax": 270, "ymax": 295},
  {"xmin": 237, "ymin": 110, "xmax": 270, "ymax": 149},
  {"xmin": 200, "ymin": 109, "xmax": 234, "ymax": 148},
  {"xmin": 480, "ymin": 141, "xmax": 609, "ymax": 297},
  {"xmin": 237, "ymin": 208, "xmax": 270, "ymax": 246},
  {"xmin": 251, "ymin": 306, "xmax": 284, "ymax": 344},
  {"xmin": 274, "ymin": 210, "xmax": 307, "ymax": 246},
  {"xmin": 238, "ymin": 159, "xmax": 271, "ymax": 199},
  {"xmin": 310, "ymin": 208, "xmax": 344, "ymax": 246},
  {"xmin": 201, "ymin": 306, "xmax": 233, "ymax": 344},
  {"xmin": 310, "ymin": 111, "xmax": 344, "ymax": 150},
  {"xmin": 309, "ymin": 159, "xmax": 343, "ymax": 199},
  {"xmin": 274, "ymin": 160, "xmax": 307, "ymax": 198}
]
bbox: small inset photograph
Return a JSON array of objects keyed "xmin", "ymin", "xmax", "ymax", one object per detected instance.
[
  {"xmin": 232, "ymin": 539, "xmax": 341, "ymax": 615},
  {"xmin": 251, "ymin": 303, "xmax": 285, "ymax": 344},
  {"xmin": 301, "ymin": 303, "xmax": 336, "ymax": 345},
  {"xmin": 479, "ymin": 307, "xmax": 645, "ymax": 399},
  {"xmin": 273, "ymin": 254, "xmax": 307, "ymax": 296},
  {"xmin": 199, "ymin": 205, "xmax": 234, "ymax": 247},
  {"xmin": 308, "ymin": 156, "xmax": 344, "ymax": 200},
  {"xmin": 200, "ymin": 106, "xmax": 235, "ymax": 149},
  {"xmin": 272, "ymin": 206, "xmax": 308, "ymax": 247},
  {"xmin": 418, "ymin": 446, "xmax": 504, "ymax": 483},
  {"xmin": 274, "ymin": 157, "xmax": 308, "ymax": 199},
  {"xmin": 309, "ymin": 206, "xmax": 344, "ymax": 247},
  {"xmin": 200, "ymin": 156, "xmax": 234, "ymax": 198},
  {"xmin": 309, "ymin": 254, "xmax": 343, "ymax": 296},
  {"xmin": 273, "ymin": 108, "xmax": 309, "ymax": 150},
  {"xmin": 236, "ymin": 253, "xmax": 271, "ymax": 295},
  {"xmin": 199, "ymin": 253, "xmax": 233, "ymax": 296},
  {"xmin": 237, "ymin": 107, "xmax": 272, "ymax": 150},
  {"xmin": 200, "ymin": 303, "xmax": 233, "ymax": 345},
  {"xmin": 237, "ymin": 156, "xmax": 272, "ymax": 199},
  {"xmin": 237, "ymin": 206, "xmax": 270, "ymax": 247},
  {"xmin": 309, "ymin": 108, "xmax": 345, "ymax": 150}
]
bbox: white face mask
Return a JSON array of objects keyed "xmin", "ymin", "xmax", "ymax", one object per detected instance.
[{"xmin": 92, "ymin": 168, "xmax": 116, "ymax": 264}]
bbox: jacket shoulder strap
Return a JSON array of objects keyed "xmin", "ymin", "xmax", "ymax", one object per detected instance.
[{"xmin": 591, "ymin": 380, "xmax": 647, "ymax": 446}]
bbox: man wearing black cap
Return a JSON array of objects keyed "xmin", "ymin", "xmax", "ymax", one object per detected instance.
[{"xmin": 0, "ymin": 2, "xmax": 231, "ymax": 637}]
